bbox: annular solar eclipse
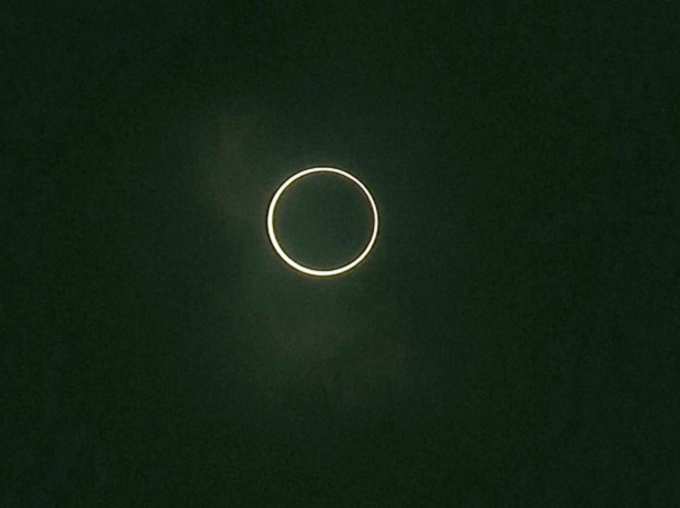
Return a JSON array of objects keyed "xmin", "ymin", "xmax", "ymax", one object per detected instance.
[{"xmin": 267, "ymin": 167, "xmax": 379, "ymax": 276}]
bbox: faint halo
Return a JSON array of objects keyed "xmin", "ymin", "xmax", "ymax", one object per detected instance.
[{"xmin": 266, "ymin": 167, "xmax": 379, "ymax": 276}]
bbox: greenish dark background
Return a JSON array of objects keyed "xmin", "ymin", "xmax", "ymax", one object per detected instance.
[{"xmin": 5, "ymin": 3, "xmax": 679, "ymax": 506}]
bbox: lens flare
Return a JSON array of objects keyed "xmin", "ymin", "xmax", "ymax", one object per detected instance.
[{"xmin": 267, "ymin": 167, "xmax": 379, "ymax": 276}]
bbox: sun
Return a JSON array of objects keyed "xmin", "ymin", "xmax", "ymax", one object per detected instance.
[{"xmin": 267, "ymin": 167, "xmax": 379, "ymax": 276}]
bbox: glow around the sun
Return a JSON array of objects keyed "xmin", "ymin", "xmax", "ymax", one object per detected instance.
[{"xmin": 266, "ymin": 167, "xmax": 379, "ymax": 277}]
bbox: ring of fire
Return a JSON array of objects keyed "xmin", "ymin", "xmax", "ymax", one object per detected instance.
[{"xmin": 266, "ymin": 167, "xmax": 379, "ymax": 276}]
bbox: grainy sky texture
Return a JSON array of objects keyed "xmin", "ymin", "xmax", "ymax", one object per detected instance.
[{"xmin": 6, "ymin": 3, "xmax": 679, "ymax": 506}]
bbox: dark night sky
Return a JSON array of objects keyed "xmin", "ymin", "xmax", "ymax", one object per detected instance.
[{"xmin": 6, "ymin": 3, "xmax": 680, "ymax": 506}]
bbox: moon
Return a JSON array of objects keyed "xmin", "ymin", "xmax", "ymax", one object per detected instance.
[{"xmin": 267, "ymin": 167, "xmax": 379, "ymax": 276}]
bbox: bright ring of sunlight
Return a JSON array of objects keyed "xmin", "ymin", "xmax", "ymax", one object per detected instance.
[{"xmin": 267, "ymin": 167, "xmax": 379, "ymax": 277}]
